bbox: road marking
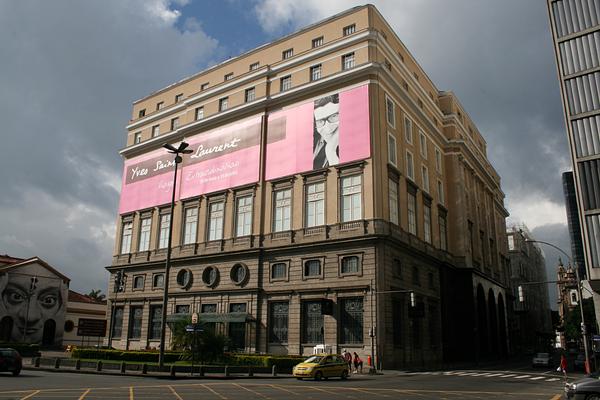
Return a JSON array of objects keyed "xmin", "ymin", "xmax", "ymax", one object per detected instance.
[
  {"xmin": 514, "ymin": 375, "xmax": 531, "ymax": 379},
  {"xmin": 200, "ymin": 384, "xmax": 228, "ymax": 400},
  {"xmin": 546, "ymin": 378, "xmax": 560, "ymax": 382},
  {"xmin": 78, "ymin": 389, "xmax": 91, "ymax": 400},
  {"xmin": 309, "ymin": 385, "xmax": 358, "ymax": 398},
  {"xmin": 20, "ymin": 391, "xmax": 40, "ymax": 400},
  {"xmin": 350, "ymin": 388, "xmax": 390, "ymax": 397},
  {"xmin": 499, "ymin": 374, "xmax": 516, "ymax": 378},
  {"xmin": 530, "ymin": 376, "xmax": 545, "ymax": 380},
  {"xmin": 269, "ymin": 385, "xmax": 299, "ymax": 396},
  {"xmin": 233, "ymin": 383, "xmax": 271, "ymax": 400},
  {"xmin": 130, "ymin": 386, "xmax": 134, "ymax": 400},
  {"xmin": 168, "ymin": 386, "xmax": 184, "ymax": 400},
  {"xmin": 485, "ymin": 373, "xmax": 503, "ymax": 377}
]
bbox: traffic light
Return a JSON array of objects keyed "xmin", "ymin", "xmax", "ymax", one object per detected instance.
[
  {"xmin": 321, "ymin": 298, "xmax": 334, "ymax": 315},
  {"xmin": 518, "ymin": 286, "xmax": 524, "ymax": 302},
  {"xmin": 114, "ymin": 270, "xmax": 126, "ymax": 293}
]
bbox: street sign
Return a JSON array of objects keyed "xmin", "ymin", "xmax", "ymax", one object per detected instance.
[
  {"xmin": 77, "ymin": 318, "xmax": 107, "ymax": 337},
  {"xmin": 185, "ymin": 324, "xmax": 203, "ymax": 333}
]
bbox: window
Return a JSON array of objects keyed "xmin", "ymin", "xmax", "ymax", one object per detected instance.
[
  {"xmin": 202, "ymin": 303, "xmax": 217, "ymax": 313},
  {"xmin": 273, "ymin": 189, "xmax": 291, "ymax": 232},
  {"xmin": 422, "ymin": 165, "xmax": 430, "ymax": 192},
  {"xmin": 437, "ymin": 180, "xmax": 445, "ymax": 205},
  {"xmin": 407, "ymin": 190, "xmax": 417, "ymax": 235},
  {"xmin": 195, "ymin": 107, "xmax": 204, "ymax": 120},
  {"xmin": 200, "ymin": 82, "xmax": 209, "ymax": 91},
  {"xmin": 280, "ymin": 75, "xmax": 291, "ymax": 92},
  {"xmin": 271, "ymin": 262, "xmax": 287, "ymax": 280},
  {"xmin": 153, "ymin": 274, "xmax": 164, "ymax": 288},
  {"xmin": 152, "ymin": 125, "xmax": 160, "ymax": 137},
  {"xmin": 282, "ymin": 48, "xmax": 293, "ymax": 59},
  {"xmin": 412, "ymin": 265, "xmax": 420, "ymax": 285},
  {"xmin": 183, "ymin": 207, "xmax": 198, "ymax": 245},
  {"xmin": 389, "ymin": 179, "xmax": 399, "ymax": 225},
  {"xmin": 229, "ymin": 303, "xmax": 247, "ymax": 350},
  {"xmin": 138, "ymin": 217, "xmax": 151, "ymax": 251},
  {"xmin": 343, "ymin": 24, "xmax": 356, "ymax": 36},
  {"xmin": 224, "ymin": 72, "xmax": 233, "ymax": 81},
  {"xmin": 439, "ymin": 212, "xmax": 447, "ymax": 251},
  {"xmin": 208, "ymin": 202, "xmax": 224, "ymax": 241},
  {"xmin": 134, "ymin": 132, "xmax": 142, "ymax": 144},
  {"xmin": 508, "ymin": 235, "xmax": 515, "ymax": 251},
  {"xmin": 419, "ymin": 131, "xmax": 427, "ymax": 158},
  {"xmin": 269, "ymin": 302, "xmax": 289, "ymax": 343},
  {"xmin": 424, "ymin": 203, "xmax": 432, "ymax": 244},
  {"xmin": 171, "ymin": 117, "xmax": 179, "ymax": 131},
  {"xmin": 158, "ymin": 213, "xmax": 170, "ymax": 249},
  {"xmin": 128, "ymin": 306, "xmax": 143, "ymax": 339},
  {"xmin": 341, "ymin": 256, "xmax": 360, "ymax": 274},
  {"xmin": 219, "ymin": 97, "xmax": 228, "ymax": 112},
  {"xmin": 148, "ymin": 305, "xmax": 162, "ymax": 339},
  {"xmin": 341, "ymin": 175, "xmax": 362, "ymax": 222},
  {"xmin": 156, "ymin": 102, "xmax": 164, "ymax": 111},
  {"xmin": 249, "ymin": 62, "xmax": 260, "ymax": 71},
  {"xmin": 245, "ymin": 87, "xmax": 255, "ymax": 103},
  {"xmin": 120, "ymin": 221, "xmax": 132, "ymax": 254},
  {"xmin": 175, "ymin": 93, "xmax": 183, "ymax": 103},
  {"xmin": 387, "ymin": 133, "xmax": 397, "ymax": 166},
  {"xmin": 312, "ymin": 36, "xmax": 323, "ymax": 48},
  {"xmin": 305, "ymin": 182, "xmax": 325, "ymax": 227},
  {"xmin": 235, "ymin": 195, "xmax": 253, "ymax": 237},
  {"xmin": 138, "ymin": 109, "xmax": 146, "ymax": 118},
  {"xmin": 342, "ymin": 52, "xmax": 355, "ymax": 70},
  {"xmin": 177, "ymin": 269, "xmax": 192, "ymax": 287},
  {"xmin": 435, "ymin": 148, "xmax": 442, "ymax": 173},
  {"xmin": 340, "ymin": 297, "xmax": 363, "ymax": 344},
  {"xmin": 406, "ymin": 151, "xmax": 414, "ymax": 180},
  {"xmin": 302, "ymin": 301, "xmax": 323, "ymax": 343},
  {"xmin": 310, "ymin": 64, "xmax": 322, "ymax": 81},
  {"xmin": 175, "ymin": 304, "xmax": 190, "ymax": 314},
  {"xmin": 133, "ymin": 275, "xmax": 144, "ymax": 290},
  {"xmin": 112, "ymin": 307, "xmax": 123, "ymax": 338},
  {"xmin": 304, "ymin": 259, "xmax": 321, "ymax": 277},
  {"xmin": 404, "ymin": 117, "xmax": 412, "ymax": 143},
  {"xmin": 386, "ymin": 96, "xmax": 395, "ymax": 127}
]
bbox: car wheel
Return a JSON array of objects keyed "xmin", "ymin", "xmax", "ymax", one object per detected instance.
[
  {"xmin": 341, "ymin": 370, "xmax": 349, "ymax": 380},
  {"xmin": 12, "ymin": 369, "xmax": 20, "ymax": 377},
  {"xmin": 315, "ymin": 371, "xmax": 323, "ymax": 381}
]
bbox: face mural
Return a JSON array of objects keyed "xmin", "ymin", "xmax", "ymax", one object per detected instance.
[
  {"xmin": 313, "ymin": 94, "xmax": 340, "ymax": 169},
  {"xmin": 0, "ymin": 272, "xmax": 66, "ymax": 344}
]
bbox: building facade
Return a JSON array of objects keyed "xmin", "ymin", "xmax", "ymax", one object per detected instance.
[
  {"xmin": 108, "ymin": 5, "xmax": 509, "ymax": 368},
  {"xmin": 63, "ymin": 290, "xmax": 107, "ymax": 347},
  {"xmin": 563, "ymin": 171, "xmax": 587, "ymax": 279}
]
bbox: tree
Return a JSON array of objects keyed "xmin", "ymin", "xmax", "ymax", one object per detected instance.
[
  {"xmin": 170, "ymin": 317, "xmax": 229, "ymax": 363},
  {"xmin": 564, "ymin": 298, "xmax": 597, "ymax": 342},
  {"xmin": 87, "ymin": 289, "xmax": 106, "ymax": 302}
]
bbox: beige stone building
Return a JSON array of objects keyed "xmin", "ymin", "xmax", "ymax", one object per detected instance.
[{"xmin": 107, "ymin": 5, "xmax": 509, "ymax": 368}]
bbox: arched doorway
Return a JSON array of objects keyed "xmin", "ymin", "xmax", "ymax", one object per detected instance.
[
  {"xmin": 0, "ymin": 316, "xmax": 13, "ymax": 341},
  {"xmin": 42, "ymin": 319, "xmax": 56, "ymax": 346},
  {"xmin": 488, "ymin": 289, "xmax": 498, "ymax": 356},
  {"xmin": 497, "ymin": 294, "xmax": 508, "ymax": 356},
  {"xmin": 477, "ymin": 285, "xmax": 488, "ymax": 357}
]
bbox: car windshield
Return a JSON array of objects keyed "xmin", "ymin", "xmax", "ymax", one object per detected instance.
[{"xmin": 304, "ymin": 356, "xmax": 323, "ymax": 363}]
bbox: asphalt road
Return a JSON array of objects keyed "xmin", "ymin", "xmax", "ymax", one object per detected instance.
[{"xmin": 0, "ymin": 368, "xmax": 570, "ymax": 400}]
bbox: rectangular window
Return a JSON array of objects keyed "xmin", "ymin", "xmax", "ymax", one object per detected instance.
[
  {"xmin": 134, "ymin": 132, "xmax": 142, "ymax": 144},
  {"xmin": 406, "ymin": 151, "xmax": 414, "ymax": 180},
  {"xmin": 152, "ymin": 274, "xmax": 164, "ymax": 288},
  {"xmin": 249, "ymin": 62, "xmax": 260, "ymax": 71},
  {"xmin": 244, "ymin": 87, "xmax": 255, "ymax": 103},
  {"xmin": 120, "ymin": 221, "xmax": 132, "ymax": 254},
  {"xmin": 158, "ymin": 213, "xmax": 170, "ymax": 249},
  {"xmin": 128, "ymin": 306, "xmax": 143, "ymax": 339},
  {"xmin": 152, "ymin": 125, "xmax": 160, "ymax": 137},
  {"xmin": 148, "ymin": 305, "xmax": 162, "ymax": 339},
  {"xmin": 310, "ymin": 64, "xmax": 322, "ymax": 81},
  {"xmin": 439, "ymin": 212, "xmax": 447, "ymax": 251},
  {"xmin": 271, "ymin": 262, "xmax": 287, "ymax": 280},
  {"xmin": 404, "ymin": 117, "xmax": 412, "ymax": 143},
  {"xmin": 304, "ymin": 259, "xmax": 321, "ymax": 277},
  {"xmin": 282, "ymin": 48, "xmax": 293, "ymax": 59},
  {"xmin": 269, "ymin": 302, "xmax": 289, "ymax": 343},
  {"xmin": 156, "ymin": 101, "xmax": 164, "ymax": 111},
  {"xmin": 305, "ymin": 182, "xmax": 325, "ymax": 227},
  {"xmin": 302, "ymin": 301, "xmax": 323, "ymax": 343},
  {"xmin": 508, "ymin": 235, "xmax": 515, "ymax": 251},
  {"xmin": 312, "ymin": 36, "xmax": 323, "ymax": 48},
  {"xmin": 138, "ymin": 109, "xmax": 146, "ymax": 118},
  {"xmin": 195, "ymin": 107, "xmax": 204, "ymax": 120},
  {"xmin": 273, "ymin": 189, "xmax": 292, "ymax": 232},
  {"xmin": 387, "ymin": 133, "xmax": 397, "ymax": 166},
  {"xmin": 424, "ymin": 203, "xmax": 432, "ymax": 244},
  {"xmin": 408, "ymin": 190, "xmax": 417, "ymax": 235},
  {"xmin": 112, "ymin": 307, "xmax": 124, "ymax": 338},
  {"xmin": 342, "ymin": 52, "xmax": 355, "ymax": 70},
  {"xmin": 219, "ymin": 97, "xmax": 228, "ymax": 112},
  {"xmin": 175, "ymin": 304, "xmax": 190, "ymax": 314},
  {"xmin": 386, "ymin": 96, "xmax": 395, "ymax": 127},
  {"xmin": 389, "ymin": 179, "xmax": 399, "ymax": 225},
  {"xmin": 340, "ymin": 297, "xmax": 363, "ymax": 344},
  {"xmin": 200, "ymin": 82, "xmax": 209, "ymax": 91},
  {"xmin": 224, "ymin": 72, "xmax": 233, "ymax": 81},
  {"xmin": 235, "ymin": 195, "xmax": 253, "ymax": 237},
  {"xmin": 175, "ymin": 93, "xmax": 183, "ymax": 103},
  {"xmin": 437, "ymin": 180, "xmax": 445, "ymax": 205},
  {"xmin": 138, "ymin": 217, "xmax": 151, "ymax": 251},
  {"xmin": 435, "ymin": 147, "xmax": 442, "ymax": 172},
  {"xmin": 422, "ymin": 165, "xmax": 430, "ymax": 192},
  {"xmin": 133, "ymin": 275, "xmax": 144, "ymax": 290},
  {"xmin": 171, "ymin": 117, "xmax": 179, "ymax": 131},
  {"xmin": 183, "ymin": 207, "xmax": 198, "ymax": 245},
  {"xmin": 419, "ymin": 131, "xmax": 427, "ymax": 158},
  {"xmin": 208, "ymin": 201, "xmax": 224, "ymax": 241},
  {"xmin": 341, "ymin": 175, "xmax": 362, "ymax": 222},
  {"xmin": 280, "ymin": 75, "xmax": 291, "ymax": 92},
  {"xmin": 341, "ymin": 256, "xmax": 360, "ymax": 274},
  {"xmin": 343, "ymin": 24, "xmax": 356, "ymax": 36}
]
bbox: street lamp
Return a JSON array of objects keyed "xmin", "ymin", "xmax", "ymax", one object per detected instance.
[
  {"xmin": 107, "ymin": 269, "xmax": 126, "ymax": 349},
  {"xmin": 525, "ymin": 238, "xmax": 591, "ymax": 374},
  {"xmin": 158, "ymin": 141, "xmax": 192, "ymax": 369}
]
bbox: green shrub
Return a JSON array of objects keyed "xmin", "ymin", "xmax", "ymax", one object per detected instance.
[
  {"xmin": 71, "ymin": 348, "xmax": 182, "ymax": 363},
  {"xmin": 0, "ymin": 343, "xmax": 41, "ymax": 357}
]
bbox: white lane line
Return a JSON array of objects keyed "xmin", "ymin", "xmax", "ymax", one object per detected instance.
[
  {"xmin": 529, "ymin": 376, "xmax": 545, "ymax": 380},
  {"xmin": 546, "ymin": 378, "xmax": 560, "ymax": 382},
  {"xmin": 485, "ymin": 373, "xmax": 503, "ymax": 377},
  {"xmin": 514, "ymin": 375, "xmax": 531, "ymax": 379},
  {"xmin": 499, "ymin": 374, "xmax": 516, "ymax": 378}
]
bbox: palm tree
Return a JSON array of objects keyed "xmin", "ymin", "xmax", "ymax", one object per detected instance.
[{"xmin": 87, "ymin": 289, "xmax": 106, "ymax": 302}]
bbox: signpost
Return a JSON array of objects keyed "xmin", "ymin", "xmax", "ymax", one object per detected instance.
[{"xmin": 188, "ymin": 313, "xmax": 203, "ymax": 376}]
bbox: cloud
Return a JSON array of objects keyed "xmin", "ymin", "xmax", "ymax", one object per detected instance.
[{"xmin": 506, "ymin": 191, "xmax": 567, "ymax": 230}]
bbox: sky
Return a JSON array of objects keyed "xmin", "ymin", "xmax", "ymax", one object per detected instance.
[{"xmin": 0, "ymin": 0, "xmax": 572, "ymax": 306}]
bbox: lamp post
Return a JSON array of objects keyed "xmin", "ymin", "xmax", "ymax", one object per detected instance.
[
  {"xmin": 525, "ymin": 238, "xmax": 591, "ymax": 374},
  {"xmin": 158, "ymin": 141, "xmax": 192, "ymax": 369},
  {"xmin": 108, "ymin": 269, "xmax": 126, "ymax": 348}
]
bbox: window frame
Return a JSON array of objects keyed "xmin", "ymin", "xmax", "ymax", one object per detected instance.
[
  {"xmin": 404, "ymin": 116, "xmax": 413, "ymax": 143},
  {"xmin": 282, "ymin": 48, "xmax": 293, "ymax": 59},
  {"xmin": 435, "ymin": 147, "xmax": 442, "ymax": 173},
  {"xmin": 244, "ymin": 87, "xmax": 256, "ymax": 103},
  {"xmin": 305, "ymin": 181, "xmax": 325, "ymax": 228},
  {"xmin": 385, "ymin": 94, "xmax": 396, "ymax": 128},
  {"xmin": 170, "ymin": 117, "xmax": 179, "ymax": 131},
  {"xmin": 387, "ymin": 132, "xmax": 397, "ymax": 167},
  {"xmin": 407, "ymin": 187, "xmax": 417, "ymax": 235},
  {"xmin": 152, "ymin": 273, "xmax": 164, "ymax": 289},
  {"xmin": 340, "ymin": 174, "xmax": 362, "ymax": 223},
  {"xmin": 423, "ymin": 201, "xmax": 432, "ymax": 244},
  {"xmin": 389, "ymin": 178, "xmax": 399, "ymax": 225},
  {"xmin": 235, "ymin": 194, "xmax": 253, "ymax": 237},
  {"xmin": 157, "ymin": 212, "xmax": 171, "ymax": 249},
  {"xmin": 339, "ymin": 254, "xmax": 363, "ymax": 276},
  {"xmin": 419, "ymin": 130, "xmax": 427, "ymax": 159},
  {"xmin": 182, "ymin": 206, "xmax": 198, "ymax": 245},
  {"xmin": 120, "ymin": 219, "xmax": 133, "ymax": 254},
  {"xmin": 148, "ymin": 305, "xmax": 163, "ymax": 340},
  {"xmin": 302, "ymin": 257, "xmax": 324, "ymax": 280},
  {"xmin": 312, "ymin": 36, "xmax": 324, "ymax": 48},
  {"xmin": 132, "ymin": 275, "xmax": 145, "ymax": 291},
  {"xmin": 280, "ymin": 75, "xmax": 292, "ymax": 92},
  {"xmin": 128, "ymin": 306, "xmax": 143, "ymax": 339},
  {"xmin": 152, "ymin": 125, "xmax": 160, "ymax": 138},
  {"xmin": 249, "ymin": 62, "xmax": 260, "ymax": 71},
  {"xmin": 406, "ymin": 150, "xmax": 415, "ymax": 181},
  {"xmin": 310, "ymin": 64, "xmax": 322, "ymax": 82},
  {"xmin": 269, "ymin": 261, "xmax": 289, "ymax": 282},
  {"xmin": 421, "ymin": 164, "xmax": 430, "ymax": 193},
  {"xmin": 207, "ymin": 200, "xmax": 225, "ymax": 241},
  {"xmin": 342, "ymin": 52, "xmax": 355, "ymax": 70},
  {"xmin": 339, "ymin": 296, "xmax": 364, "ymax": 345},
  {"xmin": 138, "ymin": 215, "xmax": 152, "ymax": 252},
  {"xmin": 134, "ymin": 132, "xmax": 142, "ymax": 144},
  {"xmin": 219, "ymin": 97, "xmax": 228, "ymax": 112},
  {"xmin": 273, "ymin": 188, "xmax": 292, "ymax": 232},
  {"xmin": 268, "ymin": 301, "xmax": 289, "ymax": 344},
  {"xmin": 343, "ymin": 24, "xmax": 356, "ymax": 36}
]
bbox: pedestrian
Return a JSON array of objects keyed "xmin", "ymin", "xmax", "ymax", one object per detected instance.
[
  {"xmin": 342, "ymin": 349, "xmax": 352, "ymax": 371},
  {"xmin": 353, "ymin": 352, "xmax": 363, "ymax": 374}
]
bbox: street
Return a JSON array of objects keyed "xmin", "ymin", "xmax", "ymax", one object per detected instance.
[{"xmin": 0, "ymin": 367, "xmax": 569, "ymax": 400}]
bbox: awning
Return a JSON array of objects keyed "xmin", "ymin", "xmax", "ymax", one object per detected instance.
[{"xmin": 166, "ymin": 312, "xmax": 253, "ymax": 324}]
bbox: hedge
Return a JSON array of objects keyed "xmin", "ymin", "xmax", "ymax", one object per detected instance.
[
  {"xmin": 71, "ymin": 348, "xmax": 183, "ymax": 363},
  {"xmin": 223, "ymin": 354, "xmax": 306, "ymax": 371},
  {"xmin": 0, "ymin": 343, "xmax": 41, "ymax": 357}
]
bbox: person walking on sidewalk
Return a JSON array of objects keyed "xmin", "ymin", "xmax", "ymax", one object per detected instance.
[
  {"xmin": 353, "ymin": 352, "xmax": 363, "ymax": 374},
  {"xmin": 342, "ymin": 349, "xmax": 352, "ymax": 371}
]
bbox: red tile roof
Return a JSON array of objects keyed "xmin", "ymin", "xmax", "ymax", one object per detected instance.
[{"xmin": 68, "ymin": 290, "xmax": 107, "ymax": 305}]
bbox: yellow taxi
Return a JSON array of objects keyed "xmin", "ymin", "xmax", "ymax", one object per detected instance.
[{"xmin": 292, "ymin": 354, "xmax": 349, "ymax": 380}]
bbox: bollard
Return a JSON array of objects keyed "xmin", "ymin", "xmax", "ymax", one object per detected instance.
[
  {"xmin": 54, "ymin": 358, "xmax": 61, "ymax": 369},
  {"xmin": 198, "ymin": 365, "xmax": 204, "ymax": 377},
  {"xmin": 170, "ymin": 365, "xmax": 176, "ymax": 378},
  {"xmin": 248, "ymin": 366, "xmax": 253, "ymax": 377},
  {"xmin": 142, "ymin": 363, "xmax": 148, "ymax": 374},
  {"xmin": 224, "ymin": 365, "xmax": 229, "ymax": 377},
  {"xmin": 96, "ymin": 361, "xmax": 102, "ymax": 372},
  {"xmin": 120, "ymin": 362, "xmax": 126, "ymax": 374},
  {"xmin": 34, "ymin": 357, "xmax": 40, "ymax": 368},
  {"xmin": 272, "ymin": 365, "xmax": 277, "ymax": 377},
  {"xmin": 75, "ymin": 359, "xmax": 81, "ymax": 370}
]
